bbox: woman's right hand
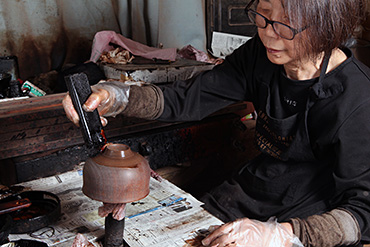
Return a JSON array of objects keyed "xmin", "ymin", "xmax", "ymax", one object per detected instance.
[{"xmin": 62, "ymin": 87, "xmax": 110, "ymax": 127}]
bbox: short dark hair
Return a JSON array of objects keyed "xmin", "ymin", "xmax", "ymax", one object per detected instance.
[{"xmin": 282, "ymin": 0, "xmax": 368, "ymax": 58}]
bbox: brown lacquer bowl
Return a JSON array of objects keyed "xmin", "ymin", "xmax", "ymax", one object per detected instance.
[{"xmin": 82, "ymin": 143, "xmax": 151, "ymax": 203}]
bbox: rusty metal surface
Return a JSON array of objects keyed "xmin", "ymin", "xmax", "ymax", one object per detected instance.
[
  {"xmin": 0, "ymin": 0, "xmax": 121, "ymax": 81},
  {"xmin": 0, "ymin": 0, "xmax": 208, "ymax": 83}
]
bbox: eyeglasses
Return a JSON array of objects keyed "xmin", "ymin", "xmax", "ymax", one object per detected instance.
[{"xmin": 244, "ymin": 0, "xmax": 306, "ymax": 40}]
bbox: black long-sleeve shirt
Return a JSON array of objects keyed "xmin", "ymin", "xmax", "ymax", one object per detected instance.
[{"xmin": 158, "ymin": 35, "xmax": 370, "ymax": 244}]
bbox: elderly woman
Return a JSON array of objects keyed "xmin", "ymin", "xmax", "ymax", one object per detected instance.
[{"xmin": 63, "ymin": 0, "xmax": 369, "ymax": 246}]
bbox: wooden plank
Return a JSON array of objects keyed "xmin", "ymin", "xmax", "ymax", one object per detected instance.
[
  {"xmin": 0, "ymin": 88, "xmax": 251, "ymax": 161},
  {"xmin": 0, "ymin": 127, "xmax": 80, "ymax": 151},
  {"xmin": 0, "ymin": 136, "xmax": 84, "ymax": 160},
  {"xmin": 0, "ymin": 93, "xmax": 65, "ymax": 119},
  {"xmin": 0, "ymin": 115, "xmax": 71, "ymax": 134},
  {"xmin": 0, "ymin": 121, "xmax": 76, "ymax": 143},
  {"xmin": 103, "ymin": 58, "xmax": 213, "ymax": 71}
]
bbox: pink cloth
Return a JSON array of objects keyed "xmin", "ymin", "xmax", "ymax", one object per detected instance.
[
  {"xmin": 177, "ymin": 44, "xmax": 210, "ymax": 62},
  {"xmin": 177, "ymin": 44, "xmax": 224, "ymax": 65},
  {"xmin": 90, "ymin": 30, "xmax": 177, "ymax": 62}
]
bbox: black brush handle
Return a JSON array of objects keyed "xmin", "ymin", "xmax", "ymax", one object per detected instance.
[{"xmin": 64, "ymin": 73, "xmax": 106, "ymax": 149}]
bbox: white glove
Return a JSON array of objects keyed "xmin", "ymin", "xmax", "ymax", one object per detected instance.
[
  {"xmin": 201, "ymin": 217, "xmax": 303, "ymax": 247},
  {"xmin": 62, "ymin": 80, "xmax": 130, "ymax": 126},
  {"xmin": 84, "ymin": 80, "xmax": 130, "ymax": 117}
]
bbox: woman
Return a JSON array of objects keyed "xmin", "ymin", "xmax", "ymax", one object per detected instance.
[{"xmin": 63, "ymin": 0, "xmax": 370, "ymax": 246}]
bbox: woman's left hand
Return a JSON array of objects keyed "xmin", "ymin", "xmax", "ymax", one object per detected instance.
[{"xmin": 201, "ymin": 217, "xmax": 303, "ymax": 247}]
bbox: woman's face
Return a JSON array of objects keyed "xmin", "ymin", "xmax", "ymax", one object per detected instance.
[{"xmin": 256, "ymin": 0, "xmax": 303, "ymax": 66}]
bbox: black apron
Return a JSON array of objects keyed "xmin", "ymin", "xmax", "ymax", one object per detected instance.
[{"xmin": 201, "ymin": 55, "xmax": 335, "ymax": 223}]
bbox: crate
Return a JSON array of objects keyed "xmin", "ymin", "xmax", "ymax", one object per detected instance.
[{"xmin": 100, "ymin": 59, "xmax": 215, "ymax": 83}]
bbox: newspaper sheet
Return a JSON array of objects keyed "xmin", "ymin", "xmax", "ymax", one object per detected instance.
[
  {"xmin": 210, "ymin": 31, "xmax": 252, "ymax": 59},
  {"xmin": 8, "ymin": 165, "xmax": 223, "ymax": 247}
]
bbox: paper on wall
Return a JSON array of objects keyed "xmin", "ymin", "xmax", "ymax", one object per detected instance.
[{"xmin": 210, "ymin": 31, "xmax": 252, "ymax": 59}]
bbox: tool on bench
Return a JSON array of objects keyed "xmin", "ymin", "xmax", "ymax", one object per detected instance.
[{"xmin": 0, "ymin": 198, "xmax": 31, "ymax": 215}]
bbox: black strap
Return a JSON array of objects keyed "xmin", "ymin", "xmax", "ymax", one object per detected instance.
[{"xmin": 318, "ymin": 52, "xmax": 331, "ymax": 84}]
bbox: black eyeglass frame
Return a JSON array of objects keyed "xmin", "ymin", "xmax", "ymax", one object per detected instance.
[{"xmin": 244, "ymin": 0, "xmax": 306, "ymax": 40}]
